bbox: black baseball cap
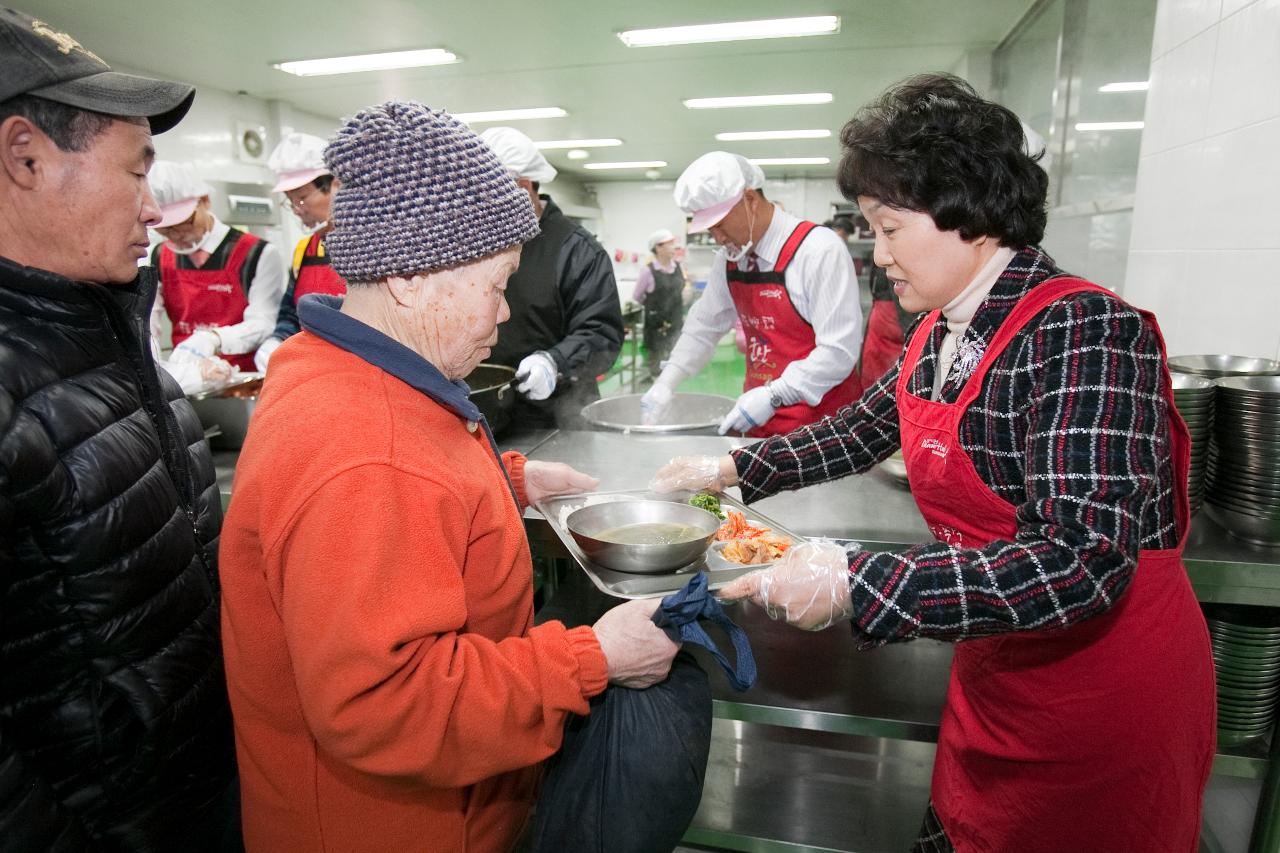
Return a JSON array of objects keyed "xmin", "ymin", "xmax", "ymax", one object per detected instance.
[{"xmin": 0, "ymin": 6, "xmax": 194, "ymax": 134}]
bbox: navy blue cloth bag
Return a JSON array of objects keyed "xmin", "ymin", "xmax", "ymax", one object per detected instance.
[{"xmin": 529, "ymin": 573, "xmax": 757, "ymax": 853}]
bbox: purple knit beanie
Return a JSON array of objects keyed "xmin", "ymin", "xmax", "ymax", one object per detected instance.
[{"xmin": 323, "ymin": 101, "xmax": 540, "ymax": 282}]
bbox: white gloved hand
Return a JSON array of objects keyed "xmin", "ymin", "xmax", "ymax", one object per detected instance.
[
  {"xmin": 639, "ymin": 382, "xmax": 673, "ymax": 426},
  {"xmin": 650, "ymin": 455, "xmax": 736, "ymax": 494},
  {"xmin": 197, "ymin": 356, "xmax": 234, "ymax": 390},
  {"xmin": 524, "ymin": 460, "xmax": 600, "ymax": 505},
  {"xmin": 717, "ymin": 540, "xmax": 857, "ymax": 631},
  {"xmin": 254, "ymin": 337, "xmax": 282, "ymax": 373},
  {"xmin": 592, "ymin": 598, "xmax": 681, "ymax": 688},
  {"xmin": 718, "ymin": 385, "xmax": 777, "ymax": 435},
  {"xmin": 171, "ymin": 329, "xmax": 220, "ymax": 363},
  {"xmin": 515, "ymin": 351, "xmax": 558, "ymax": 400}
]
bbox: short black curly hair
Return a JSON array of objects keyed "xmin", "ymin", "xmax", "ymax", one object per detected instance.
[{"xmin": 837, "ymin": 73, "xmax": 1048, "ymax": 247}]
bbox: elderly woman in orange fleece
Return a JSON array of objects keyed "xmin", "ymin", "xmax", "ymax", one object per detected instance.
[{"xmin": 218, "ymin": 101, "xmax": 679, "ymax": 853}]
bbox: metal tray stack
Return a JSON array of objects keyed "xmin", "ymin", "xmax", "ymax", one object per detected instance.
[
  {"xmin": 1205, "ymin": 376, "xmax": 1280, "ymax": 546},
  {"xmin": 1171, "ymin": 373, "xmax": 1215, "ymax": 514},
  {"xmin": 534, "ymin": 489, "xmax": 806, "ymax": 599},
  {"xmin": 1205, "ymin": 603, "xmax": 1280, "ymax": 747}
]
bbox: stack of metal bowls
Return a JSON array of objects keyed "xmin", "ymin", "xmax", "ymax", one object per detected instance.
[
  {"xmin": 1169, "ymin": 354, "xmax": 1280, "ymax": 380},
  {"xmin": 1205, "ymin": 603, "xmax": 1280, "ymax": 747},
  {"xmin": 1170, "ymin": 373, "xmax": 1215, "ymax": 514},
  {"xmin": 1205, "ymin": 376, "xmax": 1280, "ymax": 546}
]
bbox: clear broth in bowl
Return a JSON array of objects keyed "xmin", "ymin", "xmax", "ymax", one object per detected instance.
[{"xmin": 596, "ymin": 522, "xmax": 705, "ymax": 545}]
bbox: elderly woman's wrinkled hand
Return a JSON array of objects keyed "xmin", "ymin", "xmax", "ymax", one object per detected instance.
[
  {"xmin": 717, "ymin": 541, "xmax": 856, "ymax": 631},
  {"xmin": 524, "ymin": 460, "xmax": 599, "ymax": 505},
  {"xmin": 592, "ymin": 598, "xmax": 680, "ymax": 689},
  {"xmin": 649, "ymin": 455, "xmax": 737, "ymax": 494}
]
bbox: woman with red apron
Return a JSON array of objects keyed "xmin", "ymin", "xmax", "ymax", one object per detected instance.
[{"xmin": 651, "ymin": 74, "xmax": 1216, "ymax": 851}]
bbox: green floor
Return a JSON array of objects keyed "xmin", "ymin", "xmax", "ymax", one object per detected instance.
[{"xmin": 598, "ymin": 334, "xmax": 746, "ymax": 399}]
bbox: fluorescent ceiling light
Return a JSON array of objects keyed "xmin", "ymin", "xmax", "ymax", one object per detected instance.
[
  {"xmin": 748, "ymin": 157, "xmax": 830, "ymax": 166},
  {"xmin": 685, "ymin": 93, "xmax": 833, "ymax": 110},
  {"xmin": 582, "ymin": 160, "xmax": 668, "ymax": 171},
  {"xmin": 454, "ymin": 107, "xmax": 567, "ymax": 124},
  {"xmin": 534, "ymin": 138, "xmax": 623, "ymax": 149},
  {"xmin": 273, "ymin": 48, "xmax": 458, "ymax": 77},
  {"xmin": 618, "ymin": 15, "xmax": 839, "ymax": 47},
  {"xmin": 566, "ymin": 149, "xmax": 590, "ymax": 160},
  {"xmin": 716, "ymin": 129, "xmax": 831, "ymax": 141},
  {"xmin": 1075, "ymin": 121, "xmax": 1144, "ymax": 131},
  {"xmin": 1099, "ymin": 81, "xmax": 1150, "ymax": 93}
]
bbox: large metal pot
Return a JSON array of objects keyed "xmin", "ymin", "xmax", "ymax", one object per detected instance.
[
  {"xmin": 187, "ymin": 373, "xmax": 264, "ymax": 450},
  {"xmin": 464, "ymin": 363, "xmax": 517, "ymax": 436},
  {"xmin": 580, "ymin": 392, "xmax": 735, "ymax": 434}
]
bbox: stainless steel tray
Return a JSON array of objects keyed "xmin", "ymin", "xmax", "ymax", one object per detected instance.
[{"xmin": 534, "ymin": 489, "xmax": 806, "ymax": 599}]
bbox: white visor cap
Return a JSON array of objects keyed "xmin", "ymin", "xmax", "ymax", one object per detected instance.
[
  {"xmin": 149, "ymin": 160, "xmax": 210, "ymax": 228},
  {"xmin": 268, "ymin": 132, "xmax": 331, "ymax": 192},
  {"xmin": 479, "ymin": 126, "xmax": 557, "ymax": 184},
  {"xmin": 673, "ymin": 151, "xmax": 765, "ymax": 232}
]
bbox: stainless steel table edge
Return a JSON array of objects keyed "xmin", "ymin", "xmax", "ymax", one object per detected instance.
[
  {"xmin": 681, "ymin": 827, "xmax": 852, "ymax": 853},
  {"xmin": 711, "ymin": 699, "xmax": 941, "ymax": 743}
]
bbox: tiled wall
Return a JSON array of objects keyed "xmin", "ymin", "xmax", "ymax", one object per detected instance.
[{"xmin": 1123, "ymin": 0, "xmax": 1280, "ymax": 360}]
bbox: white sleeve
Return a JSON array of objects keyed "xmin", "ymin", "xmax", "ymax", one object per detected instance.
[
  {"xmin": 212, "ymin": 241, "xmax": 287, "ymax": 355},
  {"xmin": 150, "ymin": 285, "xmax": 168, "ymax": 349},
  {"xmin": 664, "ymin": 255, "xmax": 738, "ymax": 378},
  {"xmin": 777, "ymin": 233, "xmax": 863, "ymax": 406}
]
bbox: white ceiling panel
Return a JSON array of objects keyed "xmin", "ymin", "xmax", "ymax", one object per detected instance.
[{"xmin": 17, "ymin": 0, "xmax": 1038, "ymax": 179}]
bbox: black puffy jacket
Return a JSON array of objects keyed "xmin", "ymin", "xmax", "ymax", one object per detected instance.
[{"xmin": 0, "ymin": 256, "xmax": 235, "ymax": 851}]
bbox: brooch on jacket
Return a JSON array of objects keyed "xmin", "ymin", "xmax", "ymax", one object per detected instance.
[{"xmin": 952, "ymin": 335, "xmax": 986, "ymax": 383}]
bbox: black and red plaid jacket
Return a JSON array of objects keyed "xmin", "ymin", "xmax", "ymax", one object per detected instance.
[{"xmin": 732, "ymin": 245, "xmax": 1180, "ymax": 645}]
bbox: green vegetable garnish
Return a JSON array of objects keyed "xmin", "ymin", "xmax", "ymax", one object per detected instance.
[{"xmin": 689, "ymin": 493, "xmax": 725, "ymax": 519}]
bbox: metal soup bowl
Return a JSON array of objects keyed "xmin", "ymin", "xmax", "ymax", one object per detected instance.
[{"xmin": 566, "ymin": 500, "xmax": 721, "ymax": 574}]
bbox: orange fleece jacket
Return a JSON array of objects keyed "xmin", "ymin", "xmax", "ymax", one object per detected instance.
[{"xmin": 218, "ymin": 332, "xmax": 608, "ymax": 852}]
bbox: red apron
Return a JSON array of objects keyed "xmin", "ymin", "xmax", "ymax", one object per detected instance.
[
  {"xmin": 858, "ymin": 298, "xmax": 905, "ymax": 388},
  {"xmin": 727, "ymin": 221, "xmax": 862, "ymax": 437},
  {"xmin": 896, "ymin": 277, "xmax": 1215, "ymax": 852},
  {"xmin": 160, "ymin": 232, "xmax": 260, "ymax": 372},
  {"xmin": 292, "ymin": 233, "xmax": 347, "ymax": 302}
]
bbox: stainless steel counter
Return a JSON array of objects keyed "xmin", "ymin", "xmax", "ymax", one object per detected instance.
[
  {"xmin": 523, "ymin": 430, "xmax": 1280, "ymax": 606},
  {"xmin": 525, "ymin": 430, "xmax": 1280, "ymax": 853}
]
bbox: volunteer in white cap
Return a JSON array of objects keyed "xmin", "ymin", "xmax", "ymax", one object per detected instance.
[
  {"xmin": 255, "ymin": 132, "xmax": 347, "ymax": 371},
  {"xmin": 641, "ymin": 152, "xmax": 864, "ymax": 436},
  {"xmin": 479, "ymin": 127, "xmax": 624, "ymax": 428},
  {"xmin": 148, "ymin": 160, "xmax": 285, "ymax": 376},
  {"xmin": 633, "ymin": 228, "xmax": 690, "ymax": 379}
]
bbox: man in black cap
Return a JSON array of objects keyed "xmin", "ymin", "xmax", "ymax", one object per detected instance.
[{"xmin": 0, "ymin": 7, "xmax": 239, "ymax": 850}]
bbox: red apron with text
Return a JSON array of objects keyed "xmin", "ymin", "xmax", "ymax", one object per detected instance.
[
  {"xmin": 858, "ymin": 298, "xmax": 905, "ymax": 388},
  {"xmin": 896, "ymin": 277, "xmax": 1215, "ymax": 852},
  {"xmin": 160, "ymin": 233, "xmax": 260, "ymax": 371},
  {"xmin": 727, "ymin": 221, "xmax": 862, "ymax": 437},
  {"xmin": 292, "ymin": 233, "xmax": 347, "ymax": 301}
]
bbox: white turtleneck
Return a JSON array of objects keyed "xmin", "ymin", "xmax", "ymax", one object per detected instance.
[{"xmin": 932, "ymin": 246, "xmax": 1016, "ymax": 400}]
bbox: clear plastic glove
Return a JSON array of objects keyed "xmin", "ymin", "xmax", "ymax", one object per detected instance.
[
  {"xmin": 650, "ymin": 454, "xmax": 736, "ymax": 494},
  {"xmin": 170, "ymin": 329, "xmax": 220, "ymax": 363},
  {"xmin": 717, "ymin": 540, "xmax": 856, "ymax": 631},
  {"xmin": 718, "ymin": 386, "xmax": 776, "ymax": 435},
  {"xmin": 592, "ymin": 598, "xmax": 681, "ymax": 688},
  {"xmin": 198, "ymin": 356, "xmax": 234, "ymax": 390},
  {"xmin": 516, "ymin": 351, "xmax": 558, "ymax": 401},
  {"xmin": 254, "ymin": 336, "xmax": 282, "ymax": 372},
  {"xmin": 639, "ymin": 381, "xmax": 674, "ymax": 426},
  {"xmin": 524, "ymin": 460, "xmax": 599, "ymax": 505}
]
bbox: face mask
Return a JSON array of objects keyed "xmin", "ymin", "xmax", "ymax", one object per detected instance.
[
  {"xmin": 166, "ymin": 240, "xmax": 201, "ymax": 255},
  {"xmin": 722, "ymin": 239, "xmax": 754, "ymax": 263}
]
